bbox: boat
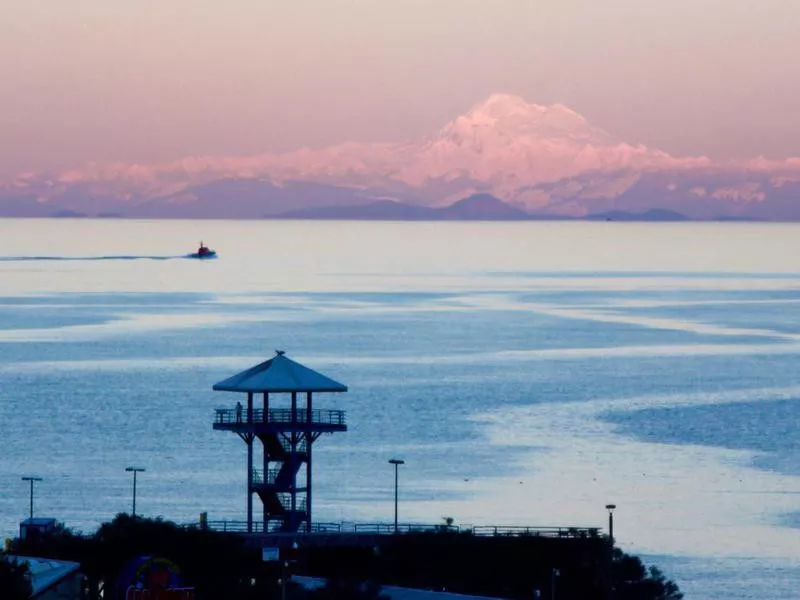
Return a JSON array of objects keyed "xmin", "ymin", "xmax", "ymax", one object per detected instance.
[{"xmin": 188, "ymin": 241, "xmax": 217, "ymax": 259}]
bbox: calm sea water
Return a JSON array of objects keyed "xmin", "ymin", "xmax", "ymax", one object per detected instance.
[{"xmin": 2, "ymin": 219, "xmax": 800, "ymax": 599}]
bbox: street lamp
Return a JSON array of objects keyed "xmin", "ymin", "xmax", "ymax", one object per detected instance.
[
  {"xmin": 280, "ymin": 541, "xmax": 299, "ymax": 600},
  {"xmin": 605, "ymin": 504, "xmax": 616, "ymax": 545},
  {"xmin": 388, "ymin": 459, "xmax": 405, "ymax": 534},
  {"xmin": 21, "ymin": 476, "xmax": 42, "ymax": 520},
  {"xmin": 125, "ymin": 467, "xmax": 146, "ymax": 519},
  {"xmin": 551, "ymin": 568, "xmax": 559, "ymax": 600}
]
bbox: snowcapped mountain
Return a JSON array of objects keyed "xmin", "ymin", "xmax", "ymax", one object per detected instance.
[{"xmin": 2, "ymin": 94, "xmax": 800, "ymax": 219}]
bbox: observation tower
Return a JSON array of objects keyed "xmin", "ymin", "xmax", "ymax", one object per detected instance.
[{"xmin": 212, "ymin": 351, "xmax": 347, "ymax": 533}]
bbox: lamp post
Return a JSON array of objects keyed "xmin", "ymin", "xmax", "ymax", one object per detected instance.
[
  {"xmin": 125, "ymin": 467, "xmax": 145, "ymax": 519},
  {"xmin": 605, "ymin": 504, "xmax": 616, "ymax": 545},
  {"xmin": 388, "ymin": 459, "xmax": 405, "ymax": 534},
  {"xmin": 551, "ymin": 568, "xmax": 559, "ymax": 600},
  {"xmin": 280, "ymin": 541, "xmax": 299, "ymax": 600},
  {"xmin": 21, "ymin": 476, "xmax": 42, "ymax": 520}
]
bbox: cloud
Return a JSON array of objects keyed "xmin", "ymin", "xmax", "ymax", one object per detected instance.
[{"xmin": 709, "ymin": 183, "xmax": 766, "ymax": 203}]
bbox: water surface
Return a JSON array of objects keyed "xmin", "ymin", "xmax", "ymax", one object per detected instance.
[{"xmin": 2, "ymin": 219, "xmax": 800, "ymax": 599}]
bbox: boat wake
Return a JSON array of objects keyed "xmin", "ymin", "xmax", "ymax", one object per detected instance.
[{"xmin": 0, "ymin": 255, "xmax": 188, "ymax": 262}]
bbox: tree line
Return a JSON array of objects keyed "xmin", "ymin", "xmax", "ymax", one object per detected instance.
[{"xmin": 1, "ymin": 514, "xmax": 681, "ymax": 600}]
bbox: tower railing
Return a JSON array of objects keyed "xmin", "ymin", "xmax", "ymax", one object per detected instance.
[
  {"xmin": 251, "ymin": 468, "xmax": 302, "ymax": 486},
  {"xmin": 214, "ymin": 408, "xmax": 346, "ymax": 426},
  {"xmin": 273, "ymin": 493, "xmax": 307, "ymax": 513},
  {"xmin": 279, "ymin": 437, "xmax": 308, "ymax": 454}
]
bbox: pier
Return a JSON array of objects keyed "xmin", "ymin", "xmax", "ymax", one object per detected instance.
[{"xmin": 196, "ymin": 517, "xmax": 603, "ymax": 551}]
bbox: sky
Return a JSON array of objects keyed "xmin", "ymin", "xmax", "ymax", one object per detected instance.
[{"xmin": 1, "ymin": 0, "xmax": 800, "ymax": 179}]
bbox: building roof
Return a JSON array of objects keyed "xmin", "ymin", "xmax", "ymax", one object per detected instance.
[
  {"xmin": 4, "ymin": 555, "xmax": 81, "ymax": 598},
  {"xmin": 212, "ymin": 351, "xmax": 348, "ymax": 394},
  {"xmin": 20, "ymin": 518, "xmax": 56, "ymax": 527},
  {"xmin": 293, "ymin": 576, "xmax": 504, "ymax": 600}
]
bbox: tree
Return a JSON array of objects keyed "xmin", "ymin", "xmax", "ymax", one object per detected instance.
[
  {"xmin": 612, "ymin": 550, "xmax": 683, "ymax": 600},
  {"xmin": 0, "ymin": 556, "xmax": 32, "ymax": 600},
  {"xmin": 12, "ymin": 514, "xmax": 261, "ymax": 600},
  {"xmin": 8, "ymin": 516, "xmax": 682, "ymax": 600},
  {"xmin": 436, "ymin": 517, "xmax": 455, "ymax": 532}
]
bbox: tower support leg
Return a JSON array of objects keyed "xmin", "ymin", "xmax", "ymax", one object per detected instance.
[{"xmin": 247, "ymin": 436, "xmax": 253, "ymax": 533}]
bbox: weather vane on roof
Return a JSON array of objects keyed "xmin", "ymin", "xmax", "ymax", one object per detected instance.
[{"xmin": 275, "ymin": 349, "xmax": 286, "ymax": 356}]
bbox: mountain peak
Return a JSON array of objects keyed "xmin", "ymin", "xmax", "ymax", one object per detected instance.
[
  {"xmin": 438, "ymin": 193, "xmax": 531, "ymax": 220},
  {"xmin": 467, "ymin": 94, "xmax": 584, "ymax": 124},
  {"xmin": 431, "ymin": 93, "xmax": 615, "ymax": 153},
  {"xmin": 475, "ymin": 93, "xmax": 534, "ymax": 113}
]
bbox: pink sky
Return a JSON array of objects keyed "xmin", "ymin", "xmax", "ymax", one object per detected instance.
[{"xmin": 1, "ymin": 0, "xmax": 799, "ymax": 179}]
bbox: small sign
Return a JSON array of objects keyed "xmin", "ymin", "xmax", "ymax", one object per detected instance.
[{"xmin": 262, "ymin": 547, "xmax": 280, "ymax": 562}]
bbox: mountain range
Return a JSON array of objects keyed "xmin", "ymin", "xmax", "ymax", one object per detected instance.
[
  {"xmin": 2, "ymin": 93, "xmax": 799, "ymax": 220},
  {"xmin": 277, "ymin": 194, "xmax": 702, "ymax": 222}
]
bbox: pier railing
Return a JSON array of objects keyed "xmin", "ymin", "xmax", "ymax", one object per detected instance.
[
  {"xmin": 214, "ymin": 408, "xmax": 346, "ymax": 427},
  {"xmin": 205, "ymin": 520, "xmax": 266, "ymax": 534},
  {"xmin": 200, "ymin": 520, "xmax": 601, "ymax": 539}
]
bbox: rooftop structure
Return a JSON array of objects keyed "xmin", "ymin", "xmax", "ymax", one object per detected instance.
[
  {"xmin": 293, "ymin": 576, "xmax": 506, "ymax": 600},
  {"xmin": 4, "ymin": 555, "xmax": 82, "ymax": 599},
  {"xmin": 19, "ymin": 518, "xmax": 57, "ymax": 541}
]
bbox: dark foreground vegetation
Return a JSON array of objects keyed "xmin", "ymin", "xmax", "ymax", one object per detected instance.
[
  {"xmin": 0, "ymin": 558, "xmax": 32, "ymax": 598},
  {"xmin": 2, "ymin": 514, "xmax": 681, "ymax": 600}
]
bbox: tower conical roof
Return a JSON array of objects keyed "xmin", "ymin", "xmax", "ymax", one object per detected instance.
[{"xmin": 212, "ymin": 351, "xmax": 347, "ymax": 393}]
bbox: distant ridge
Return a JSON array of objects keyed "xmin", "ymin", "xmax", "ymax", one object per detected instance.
[
  {"xmin": 435, "ymin": 194, "xmax": 531, "ymax": 220},
  {"xmin": 275, "ymin": 200, "xmax": 434, "ymax": 220},
  {"xmin": 276, "ymin": 195, "xmax": 700, "ymax": 222},
  {"xmin": 28, "ymin": 193, "xmax": 707, "ymax": 222},
  {"xmin": 584, "ymin": 208, "xmax": 688, "ymax": 222},
  {"xmin": 276, "ymin": 194, "xmax": 531, "ymax": 221},
  {"xmin": 52, "ymin": 209, "xmax": 89, "ymax": 218}
]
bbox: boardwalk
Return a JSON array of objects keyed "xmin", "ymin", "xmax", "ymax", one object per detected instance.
[{"xmin": 202, "ymin": 520, "xmax": 602, "ymax": 544}]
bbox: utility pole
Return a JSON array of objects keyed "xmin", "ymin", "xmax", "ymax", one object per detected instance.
[
  {"xmin": 551, "ymin": 568, "xmax": 559, "ymax": 600},
  {"xmin": 21, "ymin": 476, "xmax": 42, "ymax": 520},
  {"xmin": 605, "ymin": 504, "xmax": 616, "ymax": 545},
  {"xmin": 125, "ymin": 467, "xmax": 146, "ymax": 518},
  {"xmin": 605, "ymin": 504, "xmax": 617, "ymax": 600},
  {"xmin": 388, "ymin": 459, "xmax": 405, "ymax": 533}
]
